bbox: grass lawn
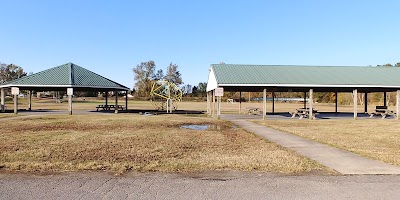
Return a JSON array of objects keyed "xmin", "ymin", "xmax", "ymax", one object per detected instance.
[
  {"xmin": 0, "ymin": 114, "xmax": 327, "ymax": 174},
  {"xmin": 255, "ymin": 119, "xmax": 400, "ymax": 166}
]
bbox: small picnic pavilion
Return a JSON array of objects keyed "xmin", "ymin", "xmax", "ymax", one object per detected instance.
[
  {"xmin": 206, "ymin": 64, "xmax": 400, "ymax": 120},
  {"xmin": 0, "ymin": 62, "xmax": 130, "ymax": 114}
]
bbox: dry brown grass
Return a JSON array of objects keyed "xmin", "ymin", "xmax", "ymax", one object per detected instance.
[
  {"xmin": 0, "ymin": 114, "xmax": 327, "ymax": 174},
  {"xmin": 0, "ymin": 115, "xmax": 14, "ymax": 119},
  {"xmin": 256, "ymin": 119, "xmax": 400, "ymax": 166}
]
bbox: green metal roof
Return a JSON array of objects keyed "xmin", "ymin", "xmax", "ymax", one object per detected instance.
[
  {"xmin": 212, "ymin": 64, "xmax": 400, "ymax": 85},
  {"xmin": 0, "ymin": 63, "xmax": 129, "ymax": 90},
  {"xmin": 208, "ymin": 64, "xmax": 400, "ymax": 92}
]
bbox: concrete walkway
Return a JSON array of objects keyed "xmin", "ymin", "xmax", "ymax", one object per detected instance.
[{"xmin": 221, "ymin": 115, "xmax": 400, "ymax": 175}]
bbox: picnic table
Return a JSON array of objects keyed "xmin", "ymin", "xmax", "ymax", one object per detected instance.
[
  {"xmin": 368, "ymin": 106, "xmax": 396, "ymax": 119},
  {"xmin": 290, "ymin": 108, "xmax": 319, "ymax": 119},
  {"xmin": 245, "ymin": 107, "xmax": 261, "ymax": 115},
  {"xmin": 96, "ymin": 104, "xmax": 125, "ymax": 111}
]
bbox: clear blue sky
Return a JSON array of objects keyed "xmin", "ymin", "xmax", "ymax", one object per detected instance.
[{"xmin": 1, "ymin": 0, "xmax": 399, "ymax": 89}]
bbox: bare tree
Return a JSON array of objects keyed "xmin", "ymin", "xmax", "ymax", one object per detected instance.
[
  {"xmin": 164, "ymin": 63, "xmax": 183, "ymax": 86},
  {"xmin": 0, "ymin": 63, "xmax": 27, "ymax": 84},
  {"xmin": 154, "ymin": 69, "xmax": 164, "ymax": 81},
  {"xmin": 133, "ymin": 61, "xmax": 156, "ymax": 97}
]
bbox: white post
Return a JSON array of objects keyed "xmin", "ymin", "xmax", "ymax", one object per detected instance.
[
  {"xmin": 169, "ymin": 98, "xmax": 173, "ymax": 113},
  {"xmin": 309, "ymin": 89, "xmax": 313, "ymax": 120},
  {"xmin": 353, "ymin": 89, "xmax": 357, "ymax": 120},
  {"xmin": 217, "ymin": 96, "xmax": 221, "ymax": 118},
  {"xmin": 263, "ymin": 89, "xmax": 266, "ymax": 120},
  {"xmin": 396, "ymin": 90, "xmax": 400, "ymax": 120},
  {"xmin": 14, "ymin": 94, "xmax": 18, "ymax": 115},
  {"xmin": 1, "ymin": 88, "xmax": 5, "ymax": 113},
  {"xmin": 68, "ymin": 94, "xmax": 72, "ymax": 115},
  {"xmin": 67, "ymin": 88, "xmax": 73, "ymax": 115}
]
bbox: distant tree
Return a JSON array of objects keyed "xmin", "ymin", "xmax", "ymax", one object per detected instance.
[
  {"xmin": 192, "ymin": 86, "xmax": 199, "ymax": 96},
  {"xmin": 154, "ymin": 69, "xmax": 164, "ymax": 81},
  {"xmin": 0, "ymin": 63, "xmax": 27, "ymax": 84},
  {"xmin": 182, "ymin": 84, "xmax": 192, "ymax": 95},
  {"xmin": 383, "ymin": 63, "xmax": 393, "ymax": 67},
  {"xmin": 197, "ymin": 82, "xmax": 207, "ymax": 94},
  {"xmin": 164, "ymin": 63, "xmax": 183, "ymax": 86},
  {"xmin": 133, "ymin": 61, "xmax": 156, "ymax": 97}
]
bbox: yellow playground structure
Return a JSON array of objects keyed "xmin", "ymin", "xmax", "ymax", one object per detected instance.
[{"xmin": 150, "ymin": 80, "xmax": 182, "ymax": 112}]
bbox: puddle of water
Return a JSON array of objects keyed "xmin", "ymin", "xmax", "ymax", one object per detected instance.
[
  {"xmin": 181, "ymin": 124, "xmax": 222, "ymax": 130},
  {"xmin": 139, "ymin": 112, "xmax": 153, "ymax": 116}
]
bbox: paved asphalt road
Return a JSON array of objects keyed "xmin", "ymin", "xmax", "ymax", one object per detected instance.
[{"xmin": 1, "ymin": 171, "xmax": 400, "ymax": 200}]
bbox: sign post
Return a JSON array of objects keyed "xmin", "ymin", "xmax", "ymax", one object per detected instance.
[
  {"xmin": 215, "ymin": 88, "xmax": 224, "ymax": 118},
  {"xmin": 67, "ymin": 88, "xmax": 73, "ymax": 115},
  {"xmin": 1, "ymin": 88, "xmax": 5, "ymax": 113},
  {"xmin": 11, "ymin": 87, "xmax": 19, "ymax": 115}
]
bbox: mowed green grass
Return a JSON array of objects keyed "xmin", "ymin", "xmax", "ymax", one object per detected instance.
[
  {"xmin": 0, "ymin": 114, "xmax": 328, "ymax": 174},
  {"xmin": 255, "ymin": 119, "xmax": 400, "ymax": 166}
]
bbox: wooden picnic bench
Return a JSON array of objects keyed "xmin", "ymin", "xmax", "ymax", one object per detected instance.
[
  {"xmin": 289, "ymin": 108, "xmax": 319, "ymax": 119},
  {"xmin": 368, "ymin": 106, "xmax": 396, "ymax": 119},
  {"xmin": 245, "ymin": 107, "xmax": 261, "ymax": 115},
  {"xmin": 96, "ymin": 105, "xmax": 125, "ymax": 111}
]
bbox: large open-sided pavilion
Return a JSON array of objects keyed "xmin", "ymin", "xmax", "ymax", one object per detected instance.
[
  {"xmin": 206, "ymin": 64, "xmax": 400, "ymax": 120},
  {"xmin": 0, "ymin": 62, "xmax": 130, "ymax": 114}
]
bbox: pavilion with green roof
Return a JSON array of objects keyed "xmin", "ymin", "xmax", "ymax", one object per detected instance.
[
  {"xmin": 206, "ymin": 64, "xmax": 400, "ymax": 120},
  {"xmin": 0, "ymin": 62, "xmax": 130, "ymax": 114}
]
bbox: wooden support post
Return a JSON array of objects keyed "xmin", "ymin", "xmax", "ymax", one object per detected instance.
[
  {"xmin": 14, "ymin": 94, "xmax": 18, "ymax": 115},
  {"xmin": 217, "ymin": 96, "xmax": 221, "ymax": 118},
  {"xmin": 384, "ymin": 92, "xmax": 387, "ymax": 107},
  {"xmin": 353, "ymin": 89, "xmax": 357, "ymax": 120},
  {"xmin": 68, "ymin": 94, "xmax": 72, "ymax": 115},
  {"xmin": 28, "ymin": 90, "xmax": 32, "ymax": 111},
  {"xmin": 304, "ymin": 92, "xmax": 307, "ymax": 108},
  {"xmin": 1, "ymin": 88, "xmax": 5, "ymax": 113},
  {"xmin": 335, "ymin": 92, "xmax": 338, "ymax": 113},
  {"xmin": 272, "ymin": 92, "xmax": 275, "ymax": 114},
  {"xmin": 248, "ymin": 92, "xmax": 251, "ymax": 102},
  {"xmin": 206, "ymin": 91, "xmax": 210, "ymax": 115},
  {"xmin": 239, "ymin": 91, "xmax": 242, "ymax": 114},
  {"xmin": 364, "ymin": 93, "xmax": 368, "ymax": 113},
  {"xmin": 397, "ymin": 90, "xmax": 400, "ymax": 120},
  {"xmin": 212, "ymin": 90, "xmax": 216, "ymax": 116},
  {"xmin": 263, "ymin": 89, "xmax": 266, "ymax": 120},
  {"xmin": 309, "ymin": 89, "xmax": 313, "ymax": 120},
  {"xmin": 105, "ymin": 91, "xmax": 108, "ymax": 106},
  {"xmin": 115, "ymin": 90, "xmax": 118, "ymax": 114},
  {"xmin": 125, "ymin": 90, "xmax": 128, "ymax": 110}
]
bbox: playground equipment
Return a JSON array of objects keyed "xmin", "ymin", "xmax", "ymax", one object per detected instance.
[{"xmin": 150, "ymin": 80, "xmax": 182, "ymax": 112}]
